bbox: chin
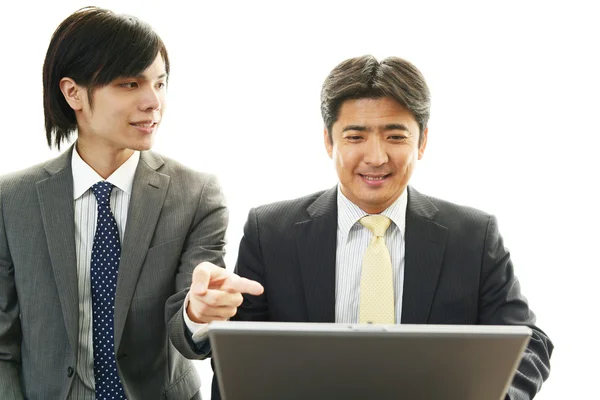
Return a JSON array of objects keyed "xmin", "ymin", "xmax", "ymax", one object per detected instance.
[{"xmin": 131, "ymin": 139, "xmax": 155, "ymax": 151}]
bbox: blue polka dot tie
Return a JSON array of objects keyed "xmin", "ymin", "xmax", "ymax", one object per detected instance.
[{"xmin": 90, "ymin": 181, "xmax": 127, "ymax": 399}]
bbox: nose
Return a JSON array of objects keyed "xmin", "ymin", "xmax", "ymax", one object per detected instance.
[
  {"xmin": 139, "ymin": 86, "xmax": 162, "ymax": 112},
  {"xmin": 364, "ymin": 137, "xmax": 388, "ymax": 166}
]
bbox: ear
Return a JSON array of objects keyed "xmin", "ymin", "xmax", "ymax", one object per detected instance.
[
  {"xmin": 59, "ymin": 77, "xmax": 85, "ymax": 111},
  {"xmin": 417, "ymin": 127, "xmax": 428, "ymax": 160},
  {"xmin": 324, "ymin": 128, "xmax": 333, "ymax": 159}
]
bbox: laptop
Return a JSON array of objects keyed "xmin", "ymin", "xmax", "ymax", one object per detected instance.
[{"xmin": 208, "ymin": 321, "xmax": 531, "ymax": 400}]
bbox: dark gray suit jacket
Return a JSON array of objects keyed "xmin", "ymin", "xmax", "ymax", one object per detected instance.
[
  {"xmin": 0, "ymin": 147, "xmax": 227, "ymax": 399},
  {"xmin": 212, "ymin": 186, "xmax": 552, "ymax": 400}
]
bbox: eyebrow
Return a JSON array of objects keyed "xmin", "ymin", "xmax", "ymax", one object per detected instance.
[
  {"xmin": 383, "ymin": 123, "xmax": 410, "ymax": 131},
  {"xmin": 342, "ymin": 123, "xmax": 411, "ymax": 132},
  {"xmin": 342, "ymin": 125, "xmax": 367, "ymax": 132},
  {"xmin": 133, "ymin": 72, "xmax": 168, "ymax": 80}
]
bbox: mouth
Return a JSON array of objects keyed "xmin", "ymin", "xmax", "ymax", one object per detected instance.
[
  {"xmin": 361, "ymin": 174, "xmax": 389, "ymax": 181},
  {"xmin": 130, "ymin": 120, "xmax": 158, "ymax": 127},
  {"xmin": 359, "ymin": 173, "xmax": 391, "ymax": 186},
  {"xmin": 130, "ymin": 120, "xmax": 159, "ymax": 133}
]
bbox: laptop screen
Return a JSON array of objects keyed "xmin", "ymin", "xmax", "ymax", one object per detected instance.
[{"xmin": 209, "ymin": 321, "xmax": 531, "ymax": 400}]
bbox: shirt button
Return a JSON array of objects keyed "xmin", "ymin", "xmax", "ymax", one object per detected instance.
[{"xmin": 67, "ymin": 367, "xmax": 74, "ymax": 377}]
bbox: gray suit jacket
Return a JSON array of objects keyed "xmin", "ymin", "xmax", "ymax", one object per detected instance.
[
  {"xmin": 212, "ymin": 186, "xmax": 553, "ymax": 400},
  {"xmin": 0, "ymin": 147, "xmax": 227, "ymax": 399}
]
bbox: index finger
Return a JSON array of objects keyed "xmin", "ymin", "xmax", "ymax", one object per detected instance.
[{"xmin": 221, "ymin": 274, "xmax": 264, "ymax": 296}]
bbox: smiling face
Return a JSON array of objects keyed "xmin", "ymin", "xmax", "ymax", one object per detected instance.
[
  {"xmin": 325, "ymin": 96, "xmax": 428, "ymax": 214},
  {"xmin": 62, "ymin": 54, "xmax": 167, "ymax": 162}
]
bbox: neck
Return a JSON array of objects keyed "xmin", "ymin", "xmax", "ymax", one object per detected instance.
[{"xmin": 76, "ymin": 141, "xmax": 134, "ymax": 179}]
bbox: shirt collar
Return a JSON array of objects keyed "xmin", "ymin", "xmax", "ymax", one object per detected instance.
[
  {"xmin": 71, "ymin": 146, "xmax": 140, "ymax": 200},
  {"xmin": 337, "ymin": 184, "xmax": 408, "ymax": 243}
]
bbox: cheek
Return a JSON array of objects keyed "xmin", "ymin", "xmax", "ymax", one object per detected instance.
[
  {"xmin": 396, "ymin": 151, "xmax": 418, "ymax": 177},
  {"xmin": 100, "ymin": 114, "xmax": 122, "ymax": 132},
  {"xmin": 108, "ymin": 108, "xmax": 129, "ymax": 128},
  {"xmin": 334, "ymin": 148, "xmax": 359, "ymax": 170},
  {"xmin": 397, "ymin": 148, "xmax": 416, "ymax": 166}
]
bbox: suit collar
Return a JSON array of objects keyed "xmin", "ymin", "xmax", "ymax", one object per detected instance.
[
  {"xmin": 43, "ymin": 145, "xmax": 74, "ymax": 175},
  {"xmin": 306, "ymin": 186, "xmax": 337, "ymax": 219},
  {"xmin": 114, "ymin": 150, "xmax": 169, "ymax": 349},
  {"xmin": 406, "ymin": 186, "xmax": 439, "ymax": 220},
  {"xmin": 139, "ymin": 149, "xmax": 166, "ymax": 171},
  {"xmin": 401, "ymin": 186, "xmax": 448, "ymax": 323}
]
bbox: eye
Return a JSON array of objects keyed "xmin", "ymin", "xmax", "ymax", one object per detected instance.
[
  {"xmin": 345, "ymin": 135, "xmax": 364, "ymax": 142},
  {"xmin": 120, "ymin": 82, "xmax": 138, "ymax": 89},
  {"xmin": 156, "ymin": 82, "xmax": 167, "ymax": 90},
  {"xmin": 388, "ymin": 135, "xmax": 408, "ymax": 141}
]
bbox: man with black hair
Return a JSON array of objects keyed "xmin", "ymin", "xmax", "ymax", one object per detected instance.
[{"xmin": 0, "ymin": 7, "xmax": 261, "ymax": 399}]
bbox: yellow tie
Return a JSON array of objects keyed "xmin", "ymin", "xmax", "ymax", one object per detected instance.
[{"xmin": 359, "ymin": 215, "xmax": 395, "ymax": 324}]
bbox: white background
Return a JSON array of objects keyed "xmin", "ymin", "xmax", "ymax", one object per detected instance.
[{"xmin": 1, "ymin": 1, "xmax": 598, "ymax": 399}]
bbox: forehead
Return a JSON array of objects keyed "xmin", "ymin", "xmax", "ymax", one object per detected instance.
[{"xmin": 335, "ymin": 97, "xmax": 417, "ymax": 126}]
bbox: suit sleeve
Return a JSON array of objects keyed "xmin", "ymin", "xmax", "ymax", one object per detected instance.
[
  {"xmin": 479, "ymin": 215, "xmax": 553, "ymax": 400},
  {"xmin": 0, "ymin": 181, "xmax": 25, "ymax": 398},
  {"xmin": 166, "ymin": 174, "xmax": 228, "ymax": 360}
]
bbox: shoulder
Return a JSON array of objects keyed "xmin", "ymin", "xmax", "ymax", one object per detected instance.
[
  {"xmin": 253, "ymin": 190, "xmax": 328, "ymax": 219},
  {"xmin": 0, "ymin": 161, "xmax": 55, "ymax": 194},
  {"xmin": 409, "ymin": 187, "xmax": 494, "ymax": 231},
  {"xmin": 241, "ymin": 189, "xmax": 331, "ymax": 233},
  {"xmin": 428, "ymin": 194, "xmax": 491, "ymax": 221},
  {"xmin": 140, "ymin": 152, "xmax": 227, "ymax": 220},
  {"xmin": 240, "ymin": 189, "xmax": 329, "ymax": 239},
  {"xmin": 143, "ymin": 151, "xmax": 216, "ymax": 183}
]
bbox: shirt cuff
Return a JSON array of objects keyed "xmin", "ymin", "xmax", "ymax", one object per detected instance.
[{"xmin": 183, "ymin": 292, "xmax": 210, "ymax": 343}]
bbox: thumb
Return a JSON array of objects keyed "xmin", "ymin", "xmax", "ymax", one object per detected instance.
[{"xmin": 191, "ymin": 261, "xmax": 228, "ymax": 295}]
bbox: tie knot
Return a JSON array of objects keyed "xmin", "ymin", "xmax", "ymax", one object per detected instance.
[
  {"xmin": 91, "ymin": 181, "xmax": 114, "ymax": 205},
  {"xmin": 359, "ymin": 215, "xmax": 391, "ymax": 237}
]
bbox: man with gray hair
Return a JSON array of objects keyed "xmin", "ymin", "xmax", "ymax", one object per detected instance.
[{"xmin": 211, "ymin": 55, "xmax": 553, "ymax": 399}]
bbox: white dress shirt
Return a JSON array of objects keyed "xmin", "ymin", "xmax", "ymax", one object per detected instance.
[
  {"xmin": 335, "ymin": 186, "xmax": 407, "ymax": 324},
  {"xmin": 71, "ymin": 148, "xmax": 139, "ymax": 396}
]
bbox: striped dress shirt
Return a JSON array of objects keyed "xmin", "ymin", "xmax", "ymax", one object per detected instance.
[
  {"xmin": 335, "ymin": 186, "xmax": 407, "ymax": 324},
  {"xmin": 69, "ymin": 149, "xmax": 139, "ymax": 399}
]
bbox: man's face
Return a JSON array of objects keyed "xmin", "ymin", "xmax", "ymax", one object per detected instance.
[
  {"xmin": 325, "ymin": 97, "xmax": 427, "ymax": 214},
  {"xmin": 75, "ymin": 54, "xmax": 167, "ymax": 153}
]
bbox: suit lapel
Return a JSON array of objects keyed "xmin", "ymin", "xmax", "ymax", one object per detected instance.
[
  {"xmin": 114, "ymin": 151, "xmax": 169, "ymax": 349},
  {"xmin": 401, "ymin": 187, "xmax": 448, "ymax": 324},
  {"xmin": 295, "ymin": 188, "xmax": 337, "ymax": 322},
  {"xmin": 36, "ymin": 147, "xmax": 79, "ymax": 353}
]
